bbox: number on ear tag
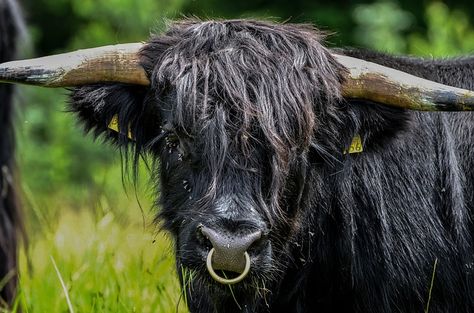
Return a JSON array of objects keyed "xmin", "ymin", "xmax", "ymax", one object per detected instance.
[{"xmin": 344, "ymin": 134, "xmax": 363, "ymax": 154}]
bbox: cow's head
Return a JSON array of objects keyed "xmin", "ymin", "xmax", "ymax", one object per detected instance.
[
  {"xmin": 69, "ymin": 21, "xmax": 346, "ymax": 294},
  {"xmin": 2, "ymin": 18, "xmax": 474, "ymax": 310}
]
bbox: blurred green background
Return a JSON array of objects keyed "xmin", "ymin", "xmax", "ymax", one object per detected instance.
[{"xmin": 10, "ymin": 0, "xmax": 474, "ymax": 312}]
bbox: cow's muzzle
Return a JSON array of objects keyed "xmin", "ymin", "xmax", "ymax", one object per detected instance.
[{"xmin": 199, "ymin": 225, "xmax": 265, "ymax": 285}]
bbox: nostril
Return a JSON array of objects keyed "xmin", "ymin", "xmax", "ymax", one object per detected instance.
[
  {"xmin": 196, "ymin": 224, "xmax": 212, "ymax": 249},
  {"xmin": 247, "ymin": 231, "xmax": 268, "ymax": 253},
  {"xmin": 243, "ymin": 230, "xmax": 263, "ymax": 251}
]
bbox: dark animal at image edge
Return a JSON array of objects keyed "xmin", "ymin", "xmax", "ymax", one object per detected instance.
[
  {"xmin": 2, "ymin": 19, "xmax": 474, "ymax": 312},
  {"xmin": 0, "ymin": 0, "xmax": 24, "ymax": 306}
]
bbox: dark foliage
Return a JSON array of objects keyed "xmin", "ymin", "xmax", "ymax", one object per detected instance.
[
  {"xmin": 0, "ymin": 0, "xmax": 23, "ymax": 306},
  {"xmin": 70, "ymin": 19, "xmax": 474, "ymax": 312}
]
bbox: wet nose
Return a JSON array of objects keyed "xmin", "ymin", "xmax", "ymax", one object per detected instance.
[{"xmin": 200, "ymin": 225, "xmax": 262, "ymax": 273}]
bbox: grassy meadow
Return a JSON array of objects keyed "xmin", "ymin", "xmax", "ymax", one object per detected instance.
[
  {"xmin": 14, "ymin": 179, "xmax": 186, "ymax": 313},
  {"xmin": 16, "ymin": 209, "xmax": 185, "ymax": 313}
]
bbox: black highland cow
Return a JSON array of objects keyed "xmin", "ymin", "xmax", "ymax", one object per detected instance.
[
  {"xmin": 1, "ymin": 19, "xmax": 474, "ymax": 312},
  {"xmin": 0, "ymin": 0, "xmax": 23, "ymax": 306}
]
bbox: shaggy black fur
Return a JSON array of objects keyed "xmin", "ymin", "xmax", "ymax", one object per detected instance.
[
  {"xmin": 0, "ymin": 0, "xmax": 23, "ymax": 306},
  {"xmin": 70, "ymin": 19, "xmax": 474, "ymax": 313}
]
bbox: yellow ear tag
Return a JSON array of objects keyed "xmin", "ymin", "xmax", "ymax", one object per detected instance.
[
  {"xmin": 107, "ymin": 115, "xmax": 133, "ymax": 140},
  {"xmin": 344, "ymin": 134, "xmax": 363, "ymax": 154}
]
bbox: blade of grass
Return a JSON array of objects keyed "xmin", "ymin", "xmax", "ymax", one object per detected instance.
[
  {"xmin": 0, "ymin": 270, "xmax": 15, "ymax": 294},
  {"xmin": 424, "ymin": 258, "xmax": 438, "ymax": 313},
  {"xmin": 222, "ymin": 272, "xmax": 242, "ymax": 310},
  {"xmin": 50, "ymin": 256, "xmax": 75, "ymax": 313}
]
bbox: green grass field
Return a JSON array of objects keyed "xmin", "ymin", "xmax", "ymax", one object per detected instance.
[
  {"xmin": 13, "ymin": 206, "xmax": 187, "ymax": 313},
  {"xmin": 12, "ymin": 207, "xmax": 187, "ymax": 313},
  {"xmin": 8, "ymin": 156, "xmax": 187, "ymax": 313},
  {"xmin": 16, "ymin": 211, "xmax": 185, "ymax": 312}
]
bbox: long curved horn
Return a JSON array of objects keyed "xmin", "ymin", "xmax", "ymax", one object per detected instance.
[
  {"xmin": 334, "ymin": 54, "xmax": 474, "ymax": 111},
  {"xmin": 0, "ymin": 43, "xmax": 149, "ymax": 87},
  {"xmin": 1, "ymin": 42, "xmax": 474, "ymax": 111}
]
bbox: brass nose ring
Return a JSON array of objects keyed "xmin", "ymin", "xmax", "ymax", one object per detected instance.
[{"xmin": 205, "ymin": 248, "xmax": 251, "ymax": 285}]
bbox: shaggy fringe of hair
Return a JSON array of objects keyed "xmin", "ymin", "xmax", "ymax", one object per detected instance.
[
  {"xmin": 71, "ymin": 19, "xmax": 346, "ymax": 222},
  {"xmin": 140, "ymin": 19, "xmax": 345, "ymax": 219}
]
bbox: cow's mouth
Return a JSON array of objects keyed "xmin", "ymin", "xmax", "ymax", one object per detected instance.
[{"xmin": 206, "ymin": 248, "xmax": 251, "ymax": 285}]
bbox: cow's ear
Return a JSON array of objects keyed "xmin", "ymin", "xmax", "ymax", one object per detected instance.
[
  {"xmin": 69, "ymin": 84, "xmax": 157, "ymax": 147},
  {"xmin": 346, "ymin": 99, "xmax": 410, "ymax": 151}
]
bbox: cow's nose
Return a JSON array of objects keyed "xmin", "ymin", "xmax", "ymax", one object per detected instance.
[{"xmin": 200, "ymin": 225, "xmax": 262, "ymax": 274}]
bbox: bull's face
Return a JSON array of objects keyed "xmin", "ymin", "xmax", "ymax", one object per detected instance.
[
  {"xmin": 71, "ymin": 21, "xmax": 345, "ymax": 303},
  {"xmin": 153, "ymin": 92, "xmax": 277, "ymax": 283},
  {"xmin": 156, "ymin": 96, "xmax": 277, "ymax": 288}
]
